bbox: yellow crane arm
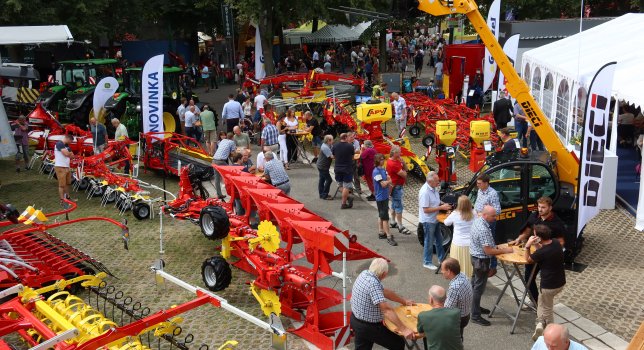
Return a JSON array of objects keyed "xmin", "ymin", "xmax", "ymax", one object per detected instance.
[{"xmin": 418, "ymin": 0, "xmax": 579, "ymax": 187}]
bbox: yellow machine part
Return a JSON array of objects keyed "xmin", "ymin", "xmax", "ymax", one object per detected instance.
[
  {"xmin": 91, "ymin": 107, "xmax": 108, "ymax": 125},
  {"xmin": 436, "ymin": 120, "xmax": 457, "ymax": 146},
  {"xmin": 250, "ymin": 283, "xmax": 281, "ymax": 317},
  {"xmin": 282, "ymin": 89, "xmax": 327, "ymax": 103},
  {"xmin": 470, "ymin": 120, "xmax": 491, "ymax": 146},
  {"xmin": 356, "ymin": 101, "xmax": 392, "ymax": 124},
  {"xmin": 218, "ymin": 340, "xmax": 239, "ymax": 350},
  {"xmin": 250, "ymin": 221, "xmax": 281, "ymax": 253}
]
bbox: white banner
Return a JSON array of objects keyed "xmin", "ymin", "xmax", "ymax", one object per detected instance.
[
  {"xmin": 498, "ymin": 34, "xmax": 520, "ymax": 95},
  {"xmin": 483, "ymin": 0, "xmax": 501, "ymax": 92},
  {"xmin": 255, "ymin": 26, "xmax": 266, "ymax": 80},
  {"xmin": 577, "ymin": 62, "xmax": 616, "ymax": 236},
  {"xmin": 142, "ymin": 54, "xmax": 164, "ymax": 138},
  {"xmin": 0, "ymin": 101, "xmax": 17, "ymax": 158},
  {"xmin": 93, "ymin": 77, "xmax": 119, "ymax": 120}
]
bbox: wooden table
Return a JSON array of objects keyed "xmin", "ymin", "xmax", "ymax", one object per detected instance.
[
  {"xmin": 489, "ymin": 243, "xmax": 538, "ymax": 334},
  {"xmin": 383, "ymin": 303, "xmax": 433, "ymax": 350},
  {"xmin": 627, "ymin": 321, "xmax": 644, "ymax": 350}
]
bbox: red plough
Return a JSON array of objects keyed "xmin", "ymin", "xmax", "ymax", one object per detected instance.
[{"xmin": 162, "ymin": 164, "xmax": 384, "ymax": 349}]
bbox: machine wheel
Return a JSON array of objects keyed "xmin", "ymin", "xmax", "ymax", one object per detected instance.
[
  {"xmin": 422, "ymin": 134, "xmax": 435, "ymax": 148},
  {"xmin": 132, "ymin": 202, "xmax": 151, "ymax": 220},
  {"xmin": 116, "ymin": 195, "xmax": 133, "ymax": 211},
  {"xmin": 77, "ymin": 177, "xmax": 90, "ymax": 191},
  {"xmin": 410, "ymin": 160, "xmax": 426, "ymax": 180},
  {"xmin": 201, "ymin": 256, "xmax": 232, "ymax": 292},
  {"xmin": 91, "ymin": 184, "xmax": 105, "ymax": 197},
  {"xmin": 199, "ymin": 206, "xmax": 230, "ymax": 240},
  {"xmin": 409, "ymin": 125, "xmax": 421, "ymax": 137},
  {"xmin": 416, "ymin": 224, "xmax": 452, "ymax": 252},
  {"xmin": 103, "ymin": 189, "xmax": 118, "ymax": 203}
]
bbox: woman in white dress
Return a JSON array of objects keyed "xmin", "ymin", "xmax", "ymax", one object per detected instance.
[
  {"xmin": 277, "ymin": 114, "xmax": 289, "ymax": 169},
  {"xmin": 443, "ymin": 195, "xmax": 476, "ymax": 277}
]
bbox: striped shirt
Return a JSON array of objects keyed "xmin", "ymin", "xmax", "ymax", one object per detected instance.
[
  {"xmin": 474, "ymin": 187, "xmax": 501, "ymax": 215},
  {"xmin": 470, "ymin": 217, "xmax": 496, "ymax": 259},
  {"xmin": 213, "ymin": 139, "xmax": 236, "ymax": 161},
  {"xmin": 350, "ymin": 271, "xmax": 386, "ymax": 323},
  {"xmin": 261, "ymin": 124, "xmax": 279, "ymax": 146},
  {"xmin": 445, "ymin": 273, "xmax": 473, "ymax": 317}
]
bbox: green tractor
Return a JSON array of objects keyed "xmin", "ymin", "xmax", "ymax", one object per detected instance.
[
  {"xmin": 36, "ymin": 59, "xmax": 118, "ymax": 125},
  {"xmin": 102, "ymin": 66, "xmax": 190, "ymax": 139}
]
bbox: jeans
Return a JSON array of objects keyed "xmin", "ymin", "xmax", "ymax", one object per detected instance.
[
  {"xmin": 318, "ymin": 168, "xmax": 332, "ymax": 198},
  {"xmin": 471, "ymin": 256, "xmax": 491, "ymax": 318},
  {"xmin": 422, "ymin": 221, "xmax": 446, "ymax": 265},
  {"xmin": 390, "ymin": 185, "xmax": 403, "ymax": 213},
  {"xmin": 530, "ymin": 130, "xmax": 544, "ymax": 151},
  {"xmin": 515, "ymin": 121, "xmax": 528, "ymax": 147}
]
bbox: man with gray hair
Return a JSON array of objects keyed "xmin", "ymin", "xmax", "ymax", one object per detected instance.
[
  {"xmin": 417, "ymin": 285, "xmax": 463, "ymax": 350},
  {"xmin": 112, "ymin": 118, "xmax": 129, "ymax": 140},
  {"xmin": 531, "ymin": 324, "xmax": 588, "ymax": 350},
  {"xmin": 317, "ymin": 134, "xmax": 334, "ymax": 200},
  {"xmin": 350, "ymin": 258, "xmax": 415, "ymax": 349},
  {"xmin": 418, "ymin": 171, "xmax": 452, "ymax": 270},
  {"xmin": 262, "ymin": 151, "xmax": 291, "ymax": 195}
]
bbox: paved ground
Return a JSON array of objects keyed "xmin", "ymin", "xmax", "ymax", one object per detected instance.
[{"xmin": 0, "ymin": 69, "xmax": 642, "ymax": 349}]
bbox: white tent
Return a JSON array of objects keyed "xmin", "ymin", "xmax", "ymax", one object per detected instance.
[
  {"xmin": 521, "ymin": 13, "xmax": 644, "ymax": 146},
  {"xmin": 0, "ymin": 25, "xmax": 74, "ymax": 45}
]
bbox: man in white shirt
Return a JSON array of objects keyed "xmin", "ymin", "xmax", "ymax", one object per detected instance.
[
  {"xmin": 312, "ymin": 50, "xmax": 320, "ymax": 68},
  {"xmin": 177, "ymin": 97, "xmax": 187, "ymax": 134},
  {"xmin": 419, "ymin": 171, "xmax": 452, "ymax": 270},
  {"xmin": 112, "ymin": 118, "xmax": 129, "ymax": 140},
  {"xmin": 391, "ymin": 92, "xmax": 407, "ymax": 135}
]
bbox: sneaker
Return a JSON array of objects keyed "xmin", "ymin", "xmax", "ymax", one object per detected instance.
[
  {"xmin": 341, "ymin": 204, "xmax": 351, "ymax": 209},
  {"xmin": 386, "ymin": 236, "xmax": 398, "ymax": 246},
  {"xmin": 347, "ymin": 197, "xmax": 354, "ymax": 208},
  {"xmin": 390, "ymin": 222, "xmax": 398, "ymax": 229},
  {"xmin": 480, "ymin": 307, "xmax": 491, "ymax": 315},
  {"xmin": 532, "ymin": 322, "xmax": 544, "ymax": 341},
  {"xmin": 398, "ymin": 225, "xmax": 412, "ymax": 235},
  {"xmin": 471, "ymin": 316, "xmax": 491, "ymax": 326},
  {"xmin": 378, "ymin": 232, "xmax": 387, "ymax": 239},
  {"xmin": 366, "ymin": 194, "xmax": 376, "ymax": 201},
  {"xmin": 311, "ymin": 157, "xmax": 318, "ymax": 163},
  {"xmin": 16, "ymin": 168, "xmax": 20, "ymax": 173},
  {"xmin": 423, "ymin": 263, "xmax": 438, "ymax": 270}
]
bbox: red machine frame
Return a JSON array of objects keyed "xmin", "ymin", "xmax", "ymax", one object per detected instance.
[{"xmin": 162, "ymin": 164, "xmax": 385, "ymax": 349}]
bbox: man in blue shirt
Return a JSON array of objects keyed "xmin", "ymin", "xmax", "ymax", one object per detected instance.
[
  {"xmin": 373, "ymin": 153, "xmax": 397, "ymax": 246},
  {"xmin": 532, "ymin": 324, "xmax": 588, "ymax": 350},
  {"xmin": 222, "ymin": 94, "xmax": 244, "ymax": 133},
  {"xmin": 212, "ymin": 132, "xmax": 236, "ymax": 199}
]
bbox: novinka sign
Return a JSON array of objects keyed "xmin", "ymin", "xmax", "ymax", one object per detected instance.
[{"xmin": 142, "ymin": 54, "xmax": 164, "ymax": 139}]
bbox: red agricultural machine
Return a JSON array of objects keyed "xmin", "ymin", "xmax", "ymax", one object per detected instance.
[
  {"xmin": 0, "ymin": 199, "xmax": 127, "ymax": 290},
  {"xmin": 161, "ymin": 164, "xmax": 385, "ymax": 349}
]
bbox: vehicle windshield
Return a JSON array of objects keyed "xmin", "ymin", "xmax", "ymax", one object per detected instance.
[
  {"xmin": 63, "ymin": 64, "xmax": 115, "ymax": 86},
  {"xmin": 127, "ymin": 71, "xmax": 178, "ymax": 96}
]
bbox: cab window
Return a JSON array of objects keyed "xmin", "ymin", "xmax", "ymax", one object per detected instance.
[
  {"xmin": 528, "ymin": 164, "xmax": 556, "ymax": 204},
  {"xmin": 487, "ymin": 165, "xmax": 523, "ymax": 209}
]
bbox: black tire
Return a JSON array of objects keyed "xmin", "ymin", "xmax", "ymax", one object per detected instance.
[
  {"xmin": 116, "ymin": 194, "xmax": 133, "ymax": 211},
  {"xmin": 410, "ymin": 160, "xmax": 426, "ymax": 180},
  {"xmin": 416, "ymin": 224, "xmax": 452, "ymax": 252},
  {"xmin": 201, "ymin": 256, "xmax": 232, "ymax": 292},
  {"xmin": 132, "ymin": 202, "xmax": 151, "ymax": 220},
  {"xmin": 77, "ymin": 177, "xmax": 90, "ymax": 191},
  {"xmin": 409, "ymin": 125, "xmax": 421, "ymax": 137},
  {"xmin": 104, "ymin": 189, "xmax": 118, "ymax": 203},
  {"xmin": 42, "ymin": 163, "xmax": 54, "ymax": 175},
  {"xmin": 199, "ymin": 206, "xmax": 230, "ymax": 240},
  {"xmin": 422, "ymin": 134, "xmax": 435, "ymax": 148},
  {"xmin": 91, "ymin": 184, "xmax": 105, "ymax": 197}
]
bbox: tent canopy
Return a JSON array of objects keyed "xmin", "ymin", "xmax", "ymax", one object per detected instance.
[
  {"xmin": 0, "ymin": 25, "xmax": 74, "ymax": 45},
  {"xmin": 301, "ymin": 22, "xmax": 372, "ymax": 44},
  {"xmin": 522, "ymin": 13, "xmax": 644, "ymax": 108}
]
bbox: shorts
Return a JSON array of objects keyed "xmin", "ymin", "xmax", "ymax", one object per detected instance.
[
  {"xmin": 335, "ymin": 172, "xmax": 353, "ymax": 189},
  {"xmin": 204, "ymin": 130, "xmax": 217, "ymax": 143},
  {"xmin": 312, "ymin": 135, "xmax": 322, "ymax": 147},
  {"xmin": 54, "ymin": 166, "xmax": 72, "ymax": 187},
  {"xmin": 377, "ymin": 200, "xmax": 390, "ymax": 221},
  {"xmin": 390, "ymin": 185, "xmax": 403, "ymax": 213}
]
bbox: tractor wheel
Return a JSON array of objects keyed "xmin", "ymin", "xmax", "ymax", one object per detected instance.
[
  {"xmin": 132, "ymin": 202, "xmax": 151, "ymax": 220},
  {"xmin": 416, "ymin": 224, "xmax": 452, "ymax": 253},
  {"xmin": 199, "ymin": 206, "xmax": 230, "ymax": 240},
  {"xmin": 103, "ymin": 189, "xmax": 118, "ymax": 203},
  {"xmin": 410, "ymin": 160, "xmax": 426, "ymax": 180},
  {"xmin": 409, "ymin": 125, "xmax": 421, "ymax": 137},
  {"xmin": 422, "ymin": 134, "xmax": 435, "ymax": 148},
  {"xmin": 74, "ymin": 103, "xmax": 91, "ymax": 127},
  {"xmin": 116, "ymin": 195, "xmax": 133, "ymax": 211},
  {"xmin": 201, "ymin": 256, "xmax": 232, "ymax": 292}
]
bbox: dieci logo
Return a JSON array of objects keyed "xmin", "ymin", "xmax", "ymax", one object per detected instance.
[
  {"xmin": 582, "ymin": 93, "xmax": 608, "ymax": 207},
  {"xmin": 366, "ymin": 107, "xmax": 387, "ymax": 116}
]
